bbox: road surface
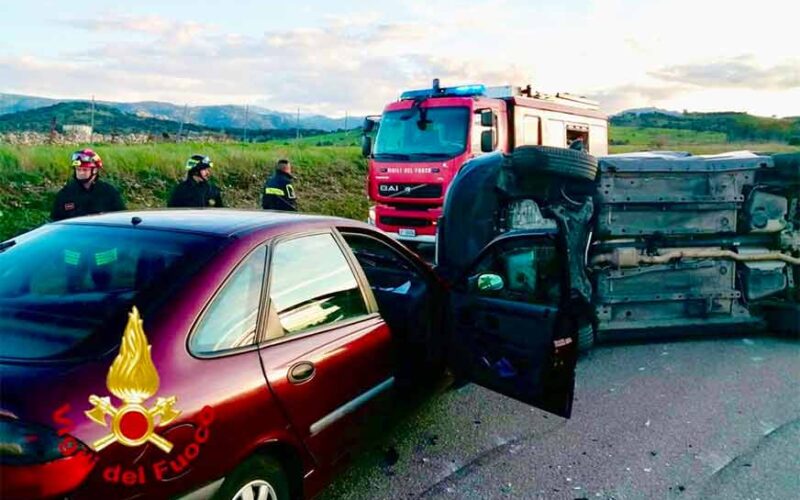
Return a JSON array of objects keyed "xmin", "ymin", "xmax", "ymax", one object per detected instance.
[{"xmin": 322, "ymin": 336, "xmax": 800, "ymax": 499}]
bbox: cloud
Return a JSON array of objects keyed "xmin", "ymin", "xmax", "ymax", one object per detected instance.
[
  {"xmin": 4, "ymin": 13, "xmax": 538, "ymax": 115},
  {"xmin": 1, "ymin": 18, "xmax": 448, "ymax": 115},
  {"xmin": 651, "ymin": 57, "xmax": 800, "ymax": 90},
  {"xmin": 72, "ymin": 14, "xmax": 176, "ymax": 36},
  {"xmin": 5, "ymin": 4, "xmax": 800, "ymax": 117},
  {"xmin": 588, "ymin": 84, "xmax": 693, "ymax": 114}
]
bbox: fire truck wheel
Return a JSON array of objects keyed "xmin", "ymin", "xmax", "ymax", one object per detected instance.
[{"xmin": 512, "ymin": 145, "xmax": 599, "ymax": 182}]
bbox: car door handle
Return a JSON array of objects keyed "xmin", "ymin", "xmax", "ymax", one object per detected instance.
[{"xmin": 288, "ymin": 361, "xmax": 315, "ymax": 384}]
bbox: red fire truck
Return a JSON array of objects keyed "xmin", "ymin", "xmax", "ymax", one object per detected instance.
[{"xmin": 363, "ymin": 79, "xmax": 609, "ymax": 244}]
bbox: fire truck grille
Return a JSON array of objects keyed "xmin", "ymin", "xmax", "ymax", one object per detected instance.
[{"xmin": 378, "ymin": 183, "xmax": 443, "ymax": 199}]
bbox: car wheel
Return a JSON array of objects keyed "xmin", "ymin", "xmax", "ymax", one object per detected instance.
[
  {"xmin": 214, "ymin": 455, "xmax": 290, "ymax": 500},
  {"xmin": 577, "ymin": 324, "xmax": 595, "ymax": 354},
  {"xmin": 512, "ymin": 145, "xmax": 599, "ymax": 182}
]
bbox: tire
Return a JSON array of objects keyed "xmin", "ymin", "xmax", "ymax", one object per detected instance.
[
  {"xmin": 213, "ymin": 455, "xmax": 290, "ymax": 500},
  {"xmin": 512, "ymin": 145, "xmax": 599, "ymax": 182},
  {"xmin": 577, "ymin": 324, "xmax": 595, "ymax": 355}
]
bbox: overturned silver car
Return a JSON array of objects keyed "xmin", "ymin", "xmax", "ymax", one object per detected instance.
[{"xmin": 437, "ymin": 147, "xmax": 800, "ymax": 351}]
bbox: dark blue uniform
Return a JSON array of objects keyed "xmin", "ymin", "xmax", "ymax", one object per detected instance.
[
  {"xmin": 261, "ymin": 170, "xmax": 297, "ymax": 211},
  {"xmin": 51, "ymin": 179, "xmax": 126, "ymax": 221},
  {"xmin": 168, "ymin": 178, "xmax": 223, "ymax": 208}
]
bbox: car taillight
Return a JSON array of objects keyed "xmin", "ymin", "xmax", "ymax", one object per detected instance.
[
  {"xmin": 0, "ymin": 418, "xmax": 64, "ymax": 466},
  {"xmin": 0, "ymin": 418, "xmax": 97, "ymax": 499}
]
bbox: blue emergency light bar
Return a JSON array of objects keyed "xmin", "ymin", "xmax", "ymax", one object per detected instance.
[{"xmin": 400, "ymin": 80, "xmax": 486, "ymax": 100}]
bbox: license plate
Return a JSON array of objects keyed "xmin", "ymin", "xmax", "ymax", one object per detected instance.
[{"xmin": 398, "ymin": 228, "xmax": 416, "ymax": 238}]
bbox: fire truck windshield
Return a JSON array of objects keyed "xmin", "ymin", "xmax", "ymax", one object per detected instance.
[{"xmin": 374, "ymin": 106, "xmax": 469, "ymax": 160}]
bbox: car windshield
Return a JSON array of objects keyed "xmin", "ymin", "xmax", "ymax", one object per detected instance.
[
  {"xmin": 374, "ymin": 106, "xmax": 469, "ymax": 159},
  {"xmin": 0, "ymin": 224, "xmax": 223, "ymax": 361}
]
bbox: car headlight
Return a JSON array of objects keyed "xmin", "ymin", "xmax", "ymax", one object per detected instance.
[{"xmin": 367, "ymin": 206, "xmax": 376, "ymax": 225}]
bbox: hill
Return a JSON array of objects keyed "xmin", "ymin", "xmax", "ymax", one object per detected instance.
[
  {"xmin": 0, "ymin": 102, "xmax": 337, "ymax": 141},
  {"xmin": 115, "ymin": 102, "xmax": 361, "ymax": 131},
  {"xmin": 5, "ymin": 93, "xmax": 800, "ymax": 144},
  {"xmin": 0, "ymin": 93, "xmax": 59, "ymax": 115},
  {"xmin": 611, "ymin": 111, "xmax": 800, "ymax": 144},
  {"xmin": 611, "ymin": 107, "xmax": 682, "ymax": 117},
  {"xmin": 0, "ymin": 93, "xmax": 363, "ymax": 131},
  {"xmin": 0, "ymin": 102, "xmax": 216, "ymax": 136}
]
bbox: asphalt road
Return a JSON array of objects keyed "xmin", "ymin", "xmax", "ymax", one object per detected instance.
[{"xmin": 321, "ymin": 336, "xmax": 800, "ymax": 499}]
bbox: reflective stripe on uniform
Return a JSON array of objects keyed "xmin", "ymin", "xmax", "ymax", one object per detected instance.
[
  {"xmin": 94, "ymin": 248, "xmax": 118, "ymax": 266},
  {"xmin": 64, "ymin": 249, "xmax": 81, "ymax": 266},
  {"xmin": 265, "ymin": 187, "xmax": 285, "ymax": 196}
]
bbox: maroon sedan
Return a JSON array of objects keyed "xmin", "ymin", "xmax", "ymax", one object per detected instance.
[{"xmin": 0, "ymin": 209, "xmax": 580, "ymax": 499}]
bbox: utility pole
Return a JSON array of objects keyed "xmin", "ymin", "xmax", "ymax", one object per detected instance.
[
  {"xmin": 177, "ymin": 104, "xmax": 188, "ymax": 142},
  {"xmin": 344, "ymin": 111, "xmax": 349, "ymax": 131},
  {"xmin": 243, "ymin": 105, "xmax": 249, "ymax": 143},
  {"xmin": 295, "ymin": 108, "xmax": 300, "ymax": 141},
  {"xmin": 90, "ymin": 95, "xmax": 95, "ymax": 144}
]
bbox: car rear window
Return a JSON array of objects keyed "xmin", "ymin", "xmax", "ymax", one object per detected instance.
[{"xmin": 0, "ymin": 224, "xmax": 223, "ymax": 360}]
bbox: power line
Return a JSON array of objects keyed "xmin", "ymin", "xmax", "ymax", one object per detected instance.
[
  {"xmin": 243, "ymin": 105, "xmax": 249, "ymax": 142},
  {"xmin": 177, "ymin": 104, "xmax": 188, "ymax": 142},
  {"xmin": 90, "ymin": 95, "xmax": 95, "ymax": 144}
]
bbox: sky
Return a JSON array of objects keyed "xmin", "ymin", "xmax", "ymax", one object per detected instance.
[{"xmin": 1, "ymin": 0, "xmax": 798, "ymax": 117}]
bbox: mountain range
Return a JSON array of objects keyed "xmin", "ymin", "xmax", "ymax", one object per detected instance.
[
  {"xmin": 1, "ymin": 93, "xmax": 799, "ymax": 144},
  {"xmin": 0, "ymin": 93, "xmax": 362, "ymax": 132},
  {"xmin": 0, "ymin": 101, "xmax": 332, "ymax": 141}
]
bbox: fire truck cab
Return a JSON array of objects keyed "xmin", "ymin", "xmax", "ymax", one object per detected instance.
[{"xmin": 363, "ymin": 79, "xmax": 608, "ymax": 243}]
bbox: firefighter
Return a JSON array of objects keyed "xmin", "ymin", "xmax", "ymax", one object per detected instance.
[
  {"xmin": 261, "ymin": 159, "xmax": 297, "ymax": 211},
  {"xmin": 568, "ymin": 137, "xmax": 586, "ymax": 151},
  {"xmin": 51, "ymin": 148, "xmax": 126, "ymax": 221},
  {"xmin": 167, "ymin": 154, "xmax": 224, "ymax": 208}
]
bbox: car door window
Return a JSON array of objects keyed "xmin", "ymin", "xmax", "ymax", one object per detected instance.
[
  {"xmin": 342, "ymin": 233, "xmax": 422, "ymax": 289},
  {"xmin": 471, "ymin": 237, "xmax": 561, "ymax": 306},
  {"xmin": 268, "ymin": 233, "xmax": 368, "ymax": 337},
  {"xmin": 190, "ymin": 246, "xmax": 267, "ymax": 355}
]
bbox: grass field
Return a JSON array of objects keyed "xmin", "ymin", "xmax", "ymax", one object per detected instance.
[
  {"xmin": 609, "ymin": 126, "xmax": 798, "ymax": 154},
  {"xmin": 610, "ymin": 126, "xmax": 727, "ymax": 146},
  {"xmin": 1, "ymin": 130, "xmax": 797, "ymax": 241},
  {"xmin": 0, "ymin": 141, "xmax": 368, "ymax": 240}
]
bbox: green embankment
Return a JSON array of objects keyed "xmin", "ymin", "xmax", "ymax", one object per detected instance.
[{"xmin": 0, "ymin": 142, "xmax": 368, "ymax": 240}]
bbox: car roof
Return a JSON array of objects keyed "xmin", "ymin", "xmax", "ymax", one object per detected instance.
[{"xmin": 57, "ymin": 209, "xmax": 363, "ymax": 237}]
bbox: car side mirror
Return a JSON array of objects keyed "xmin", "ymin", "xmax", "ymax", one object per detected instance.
[
  {"xmin": 363, "ymin": 117, "xmax": 376, "ymax": 133},
  {"xmin": 480, "ymin": 109, "xmax": 494, "ymax": 127},
  {"xmin": 361, "ymin": 135, "xmax": 373, "ymax": 158},
  {"xmin": 476, "ymin": 273, "xmax": 504, "ymax": 292},
  {"xmin": 481, "ymin": 130, "xmax": 496, "ymax": 153}
]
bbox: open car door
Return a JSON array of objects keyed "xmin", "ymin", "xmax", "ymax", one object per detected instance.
[{"xmin": 444, "ymin": 229, "xmax": 581, "ymax": 418}]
